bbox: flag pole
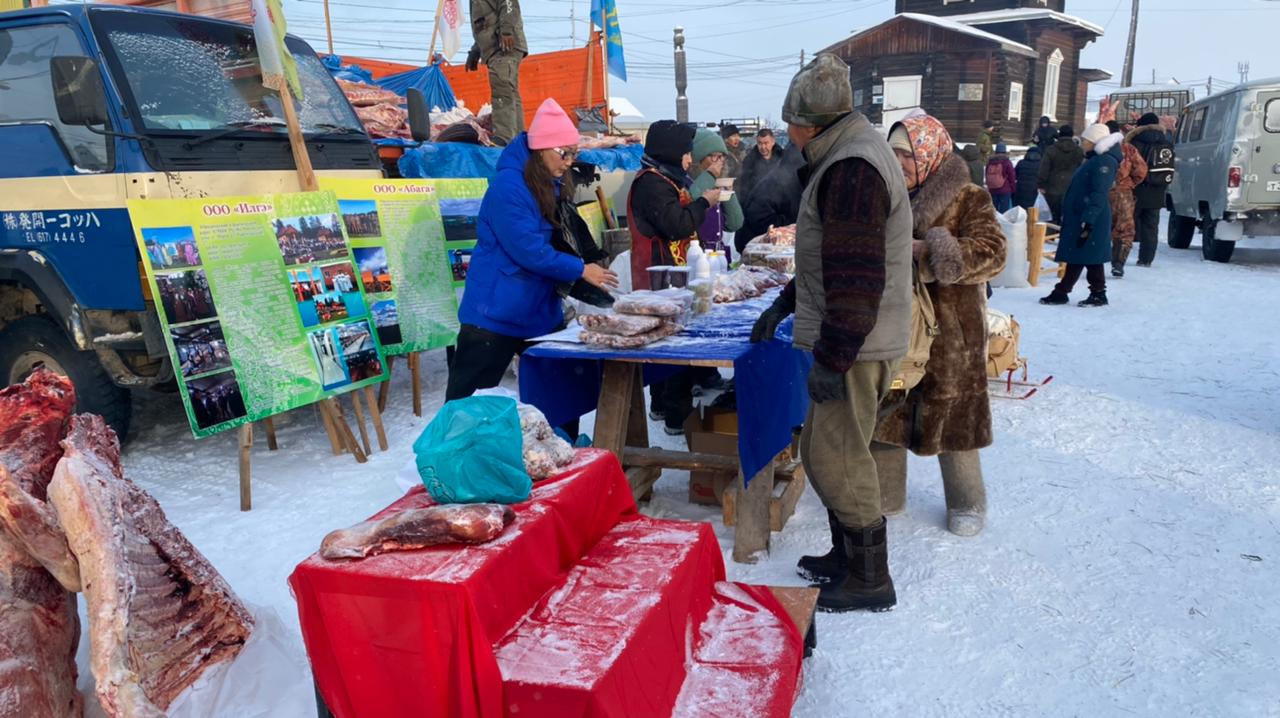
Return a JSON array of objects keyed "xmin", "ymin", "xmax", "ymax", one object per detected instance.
[
  {"xmin": 600, "ymin": 5, "xmax": 611, "ymax": 133},
  {"xmin": 323, "ymin": 0, "xmax": 334, "ymax": 55},
  {"xmin": 279, "ymin": 85, "xmax": 318, "ymax": 191},
  {"xmin": 427, "ymin": 0, "xmax": 445, "ymax": 65},
  {"xmin": 583, "ymin": 28, "xmax": 595, "ymax": 111}
]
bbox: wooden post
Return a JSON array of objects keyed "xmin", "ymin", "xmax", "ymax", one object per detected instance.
[
  {"xmin": 599, "ymin": 6, "xmax": 611, "ymax": 132},
  {"xmin": 318, "ymin": 401, "xmax": 344, "ymax": 455},
  {"xmin": 324, "ymin": 398, "xmax": 368, "ymax": 463},
  {"xmin": 349, "ymin": 392, "xmax": 373, "ymax": 456},
  {"xmin": 409, "ymin": 352, "xmax": 423, "ymax": 417},
  {"xmin": 322, "ymin": 0, "xmax": 335, "ymax": 56},
  {"xmin": 363, "ymin": 386, "xmax": 389, "ymax": 450},
  {"xmin": 278, "ymin": 86, "xmax": 318, "ymax": 192},
  {"xmin": 583, "ymin": 30, "xmax": 596, "ymax": 110},
  {"xmin": 732, "ymin": 457, "xmax": 774, "ymax": 563},
  {"xmin": 592, "ymin": 361, "xmax": 637, "ymax": 460},
  {"xmin": 377, "ymin": 355, "xmax": 394, "ymax": 412},
  {"xmin": 238, "ymin": 424, "xmax": 253, "ymax": 512},
  {"xmin": 426, "ymin": 0, "xmax": 446, "ymax": 65},
  {"xmin": 263, "ymin": 417, "xmax": 279, "ymax": 451}
]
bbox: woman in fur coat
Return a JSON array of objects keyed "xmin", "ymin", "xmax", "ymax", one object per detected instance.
[{"xmin": 873, "ymin": 113, "xmax": 1007, "ymax": 537}]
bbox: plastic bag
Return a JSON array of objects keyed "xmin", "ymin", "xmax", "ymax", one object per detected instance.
[
  {"xmin": 413, "ymin": 396, "xmax": 531, "ymax": 504},
  {"xmin": 992, "ymin": 206, "xmax": 1030, "ymax": 289}
]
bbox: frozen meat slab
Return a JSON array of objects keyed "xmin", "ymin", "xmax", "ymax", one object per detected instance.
[{"xmin": 49, "ymin": 414, "xmax": 254, "ymax": 717}]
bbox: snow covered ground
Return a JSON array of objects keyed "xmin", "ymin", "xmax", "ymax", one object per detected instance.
[{"xmin": 103, "ymin": 227, "xmax": 1280, "ymax": 716}]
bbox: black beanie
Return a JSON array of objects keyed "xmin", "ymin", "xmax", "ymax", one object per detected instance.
[
  {"xmin": 720, "ymin": 123, "xmax": 740, "ymax": 139},
  {"xmin": 645, "ymin": 120, "xmax": 696, "ymax": 166},
  {"xmin": 1058, "ymin": 124, "xmax": 1074, "ymax": 138},
  {"xmin": 1106, "ymin": 120, "xmax": 1120, "ymax": 133},
  {"xmin": 1138, "ymin": 112, "xmax": 1160, "ymax": 127}
]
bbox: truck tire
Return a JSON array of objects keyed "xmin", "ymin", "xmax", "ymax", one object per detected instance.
[
  {"xmin": 1167, "ymin": 214, "xmax": 1196, "ymax": 249},
  {"xmin": 1198, "ymin": 218, "xmax": 1236, "ymax": 263},
  {"xmin": 0, "ymin": 316, "xmax": 132, "ymax": 440}
]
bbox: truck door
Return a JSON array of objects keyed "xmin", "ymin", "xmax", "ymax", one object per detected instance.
[
  {"xmin": 1248, "ymin": 91, "xmax": 1280, "ymax": 207},
  {"xmin": 0, "ymin": 20, "xmax": 134, "ymax": 310}
]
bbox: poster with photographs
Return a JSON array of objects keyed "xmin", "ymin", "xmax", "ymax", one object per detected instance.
[
  {"xmin": 128, "ymin": 191, "xmax": 388, "ymax": 438},
  {"xmin": 319, "ymin": 178, "xmax": 474, "ymax": 354}
]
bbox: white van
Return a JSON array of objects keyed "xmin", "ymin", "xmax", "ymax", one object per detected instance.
[{"xmin": 1166, "ymin": 78, "xmax": 1280, "ymax": 262}]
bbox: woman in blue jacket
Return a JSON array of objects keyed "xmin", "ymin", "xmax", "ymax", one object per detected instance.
[
  {"xmin": 1041, "ymin": 123, "xmax": 1122, "ymax": 308},
  {"xmin": 447, "ymin": 99, "xmax": 617, "ymax": 400}
]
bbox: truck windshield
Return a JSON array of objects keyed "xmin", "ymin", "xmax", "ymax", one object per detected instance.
[{"xmin": 91, "ymin": 10, "xmax": 363, "ymax": 136}]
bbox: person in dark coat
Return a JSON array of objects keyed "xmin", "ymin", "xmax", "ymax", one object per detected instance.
[
  {"xmin": 720, "ymin": 123, "xmax": 746, "ymax": 178},
  {"xmin": 959, "ymin": 143, "xmax": 984, "ymax": 185},
  {"xmin": 735, "ymin": 127, "xmax": 782, "ymax": 205},
  {"xmin": 1041, "ymin": 124, "xmax": 1122, "ymax": 308},
  {"xmin": 1031, "ymin": 115, "xmax": 1056, "ymax": 150},
  {"xmin": 1014, "ymin": 146, "xmax": 1042, "ymax": 209},
  {"xmin": 736, "ymin": 142, "xmax": 805, "ymax": 250},
  {"xmin": 985, "ymin": 143, "xmax": 1017, "ymax": 213},
  {"xmin": 1127, "ymin": 112, "xmax": 1171, "ymax": 267},
  {"xmin": 1036, "ymin": 125, "xmax": 1084, "ymax": 224}
]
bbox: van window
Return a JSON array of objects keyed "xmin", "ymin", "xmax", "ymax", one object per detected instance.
[
  {"xmin": 1153, "ymin": 97, "xmax": 1176, "ymax": 111},
  {"xmin": 1266, "ymin": 99, "xmax": 1280, "ymax": 133},
  {"xmin": 0, "ymin": 24, "xmax": 111, "ymax": 171},
  {"xmin": 1188, "ymin": 107, "xmax": 1209, "ymax": 142}
]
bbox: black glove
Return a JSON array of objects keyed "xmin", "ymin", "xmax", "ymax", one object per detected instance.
[
  {"xmin": 750, "ymin": 300, "xmax": 792, "ymax": 343},
  {"xmin": 1077, "ymin": 223, "xmax": 1092, "ymax": 247},
  {"xmin": 807, "ymin": 363, "xmax": 846, "ymax": 403},
  {"xmin": 465, "ymin": 45, "xmax": 481, "ymax": 72}
]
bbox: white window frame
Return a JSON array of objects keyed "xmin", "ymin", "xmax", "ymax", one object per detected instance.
[
  {"xmin": 1009, "ymin": 81, "xmax": 1024, "ymax": 121},
  {"xmin": 1042, "ymin": 48, "xmax": 1064, "ymax": 121}
]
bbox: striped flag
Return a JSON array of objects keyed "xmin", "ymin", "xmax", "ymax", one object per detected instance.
[{"xmin": 251, "ymin": 0, "xmax": 303, "ymax": 100}]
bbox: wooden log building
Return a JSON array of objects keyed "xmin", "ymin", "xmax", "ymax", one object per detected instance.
[{"xmin": 819, "ymin": 0, "xmax": 1110, "ymax": 145}]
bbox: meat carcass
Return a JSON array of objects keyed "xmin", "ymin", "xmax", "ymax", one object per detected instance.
[
  {"xmin": 49, "ymin": 414, "xmax": 254, "ymax": 717},
  {"xmin": 320, "ymin": 504, "xmax": 516, "ymax": 560},
  {"xmin": 0, "ymin": 369, "xmax": 82, "ymax": 718}
]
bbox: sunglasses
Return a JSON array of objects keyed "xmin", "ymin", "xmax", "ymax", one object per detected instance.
[{"xmin": 551, "ymin": 147, "xmax": 579, "ymax": 161}]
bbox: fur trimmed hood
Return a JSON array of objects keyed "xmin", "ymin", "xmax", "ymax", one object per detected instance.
[
  {"xmin": 1094, "ymin": 131, "xmax": 1125, "ymax": 156},
  {"xmin": 1125, "ymin": 123, "xmax": 1164, "ymax": 143},
  {"xmin": 910, "ymin": 153, "xmax": 972, "ymax": 235}
]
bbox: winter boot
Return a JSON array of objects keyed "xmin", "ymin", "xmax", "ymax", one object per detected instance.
[
  {"xmin": 817, "ymin": 518, "xmax": 896, "ymax": 613},
  {"xmin": 1039, "ymin": 290, "xmax": 1069, "ymax": 305},
  {"xmin": 1111, "ymin": 244, "xmax": 1129, "ymax": 277},
  {"xmin": 1078, "ymin": 291, "xmax": 1109, "ymax": 307},
  {"xmin": 796, "ymin": 510, "xmax": 847, "ymax": 584},
  {"xmin": 940, "ymin": 451, "xmax": 986, "ymax": 537},
  {"xmin": 874, "ymin": 442, "xmax": 908, "ymax": 516}
]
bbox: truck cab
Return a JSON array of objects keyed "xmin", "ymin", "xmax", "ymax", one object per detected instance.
[
  {"xmin": 0, "ymin": 5, "xmax": 382, "ymax": 437},
  {"xmin": 1166, "ymin": 79, "xmax": 1280, "ymax": 263}
]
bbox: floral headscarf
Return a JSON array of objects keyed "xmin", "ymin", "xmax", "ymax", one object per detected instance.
[{"xmin": 893, "ymin": 111, "xmax": 954, "ymax": 187}]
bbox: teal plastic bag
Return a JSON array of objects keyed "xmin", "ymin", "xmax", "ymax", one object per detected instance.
[{"xmin": 413, "ymin": 396, "xmax": 531, "ymax": 504}]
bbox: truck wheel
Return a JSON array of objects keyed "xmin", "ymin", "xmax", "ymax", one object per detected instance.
[
  {"xmin": 1198, "ymin": 219, "xmax": 1236, "ymax": 263},
  {"xmin": 1167, "ymin": 214, "xmax": 1195, "ymax": 249},
  {"xmin": 0, "ymin": 316, "xmax": 132, "ymax": 440}
]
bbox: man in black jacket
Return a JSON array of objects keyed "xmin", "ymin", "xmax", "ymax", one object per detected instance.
[
  {"xmin": 1036, "ymin": 125, "xmax": 1084, "ymax": 224},
  {"xmin": 1014, "ymin": 146, "xmax": 1042, "ymax": 210},
  {"xmin": 1127, "ymin": 112, "xmax": 1170, "ymax": 266},
  {"xmin": 736, "ymin": 142, "xmax": 804, "ymax": 250},
  {"xmin": 735, "ymin": 128, "xmax": 782, "ymax": 205}
]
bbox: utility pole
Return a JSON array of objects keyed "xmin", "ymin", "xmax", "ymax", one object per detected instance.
[
  {"xmin": 674, "ymin": 27, "xmax": 688, "ymax": 123},
  {"xmin": 1151, "ymin": 68, "xmax": 1156, "ymax": 84},
  {"xmin": 800, "ymin": 49, "xmax": 805, "ymax": 68},
  {"xmin": 1238, "ymin": 61, "xmax": 1250, "ymax": 84},
  {"xmin": 1207, "ymin": 76, "xmax": 1213, "ymax": 96},
  {"xmin": 1120, "ymin": 0, "xmax": 1139, "ymax": 87},
  {"xmin": 570, "ymin": 1, "xmax": 576, "ymax": 46}
]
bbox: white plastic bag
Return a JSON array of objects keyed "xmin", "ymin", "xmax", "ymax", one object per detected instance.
[
  {"xmin": 992, "ymin": 206, "xmax": 1030, "ymax": 289},
  {"xmin": 1034, "ymin": 192, "xmax": 1052, "ymax": 223},
  {"xmin": 609, "ymin": 250, "xmax": 632, "ymax": 294}
]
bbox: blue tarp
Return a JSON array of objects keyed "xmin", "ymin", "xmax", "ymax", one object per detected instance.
[
  {"xmin": 322, "ymin": 55, "xmax": 375, "ymax": 85},
  {"xmin": 518, "ymin": 293, "xmax": 812, "ymax": 484},
  {"xmin": 398, "ymin": 142, "xmax": 645, "ymax": 180},
  {"xmin": 374, "ymin": 65, "xmax": 457, "ymax": 111}
]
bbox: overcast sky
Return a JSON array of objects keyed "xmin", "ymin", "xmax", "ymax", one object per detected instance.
[{"xmin": 287, "ymin": 0, "xmax": 1280, "ymax": 124}]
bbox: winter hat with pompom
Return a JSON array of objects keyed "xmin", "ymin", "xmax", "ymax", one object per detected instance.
[{"xmin": 528, "ymin": 98, "xmax": 580, "ymax": 150}]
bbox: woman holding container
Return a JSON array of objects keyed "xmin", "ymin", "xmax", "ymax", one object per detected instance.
[{"xmin": 447, "ymin": 99, "xmax": 618, "ymax": 402}]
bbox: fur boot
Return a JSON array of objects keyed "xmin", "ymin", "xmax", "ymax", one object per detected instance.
[
  {"xmin": 874, "ymin": 442, "xmax": 908, "ymax": 516},
  {"xmin": 817, "ymin": 517, "xmax": 896, "ymax": 613},
  {"xmin": 940, "ymin": 450, "xmax": 986, "ymax": 537},
  {"xmin": 796, "ymin": 510, "xmax": 847, "ymax": 584}
]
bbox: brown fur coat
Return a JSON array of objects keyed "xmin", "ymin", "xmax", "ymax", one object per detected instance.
[{"xmin": 874, "ymin": 153, "xmax": 1007, "ymax": 456}]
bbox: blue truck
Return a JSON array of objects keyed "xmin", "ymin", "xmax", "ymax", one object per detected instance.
[{"xmin": 0, "ymin": 4, "xmax": 385, "ymax": 438}]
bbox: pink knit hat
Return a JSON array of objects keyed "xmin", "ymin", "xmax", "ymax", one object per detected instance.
[{"xmin": 527, "ymin": 98, "xmax": 580, "ymax": 150}]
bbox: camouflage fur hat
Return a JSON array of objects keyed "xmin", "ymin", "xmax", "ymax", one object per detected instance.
[{"xmin": 782, "ymin": 53, "xmax": 853, "ymax": 128}]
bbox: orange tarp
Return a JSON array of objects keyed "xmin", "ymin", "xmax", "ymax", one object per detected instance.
[{"xmin": 343, "ymin": 38, "xmax": 606, "ymax": 127}]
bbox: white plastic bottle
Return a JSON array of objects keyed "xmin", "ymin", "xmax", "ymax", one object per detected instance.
[
  {"xmin": 711, "ymin": 250, "xmax": 728, "ymax": 276},
  {"xmin": 686, "ymin": 239, "xmax": 705, "ymax": 274}
]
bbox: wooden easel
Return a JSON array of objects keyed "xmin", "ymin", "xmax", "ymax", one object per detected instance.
[
  {"xmin": 1026, "ymin": 206, "xmax": 1065, "ymax": 286},
  {"xmin": 376, "ymin": 351, "xmax": 425, "ymax": 416},
  {"xmin": 236, "ymin": 75, "xmax": 390, "ymax": 510}
]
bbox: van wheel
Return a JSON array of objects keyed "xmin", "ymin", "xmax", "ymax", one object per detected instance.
[
  {"xmin": 0, "ymin": 316, "xmax": 132, "ymax": 441},
  {"xmin": 1167, "ymin": 214, "xmax": 1196, "ymax": 249},
  {"xmin": 1199, "ymin": 219, "xmax": 1236, "ymax": 263}
]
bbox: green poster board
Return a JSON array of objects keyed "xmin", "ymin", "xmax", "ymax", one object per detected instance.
[
  {"xmin": 431, "ymin": 179, "xmax": 488, "ymax": 289},
  {"xmin": 319, "ymin": 178, "xmax": 461, "ymax": 355},
  {"xmin": 129, "ymin": 191, "xmax": 388, "ymax": 438}
]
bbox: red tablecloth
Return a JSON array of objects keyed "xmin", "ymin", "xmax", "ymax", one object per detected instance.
[{"xmin": 289, "ymin": 450, "xmax": 637, "ymax": 718}]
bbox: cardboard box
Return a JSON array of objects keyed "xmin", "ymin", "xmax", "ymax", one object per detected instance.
[{"xmin": 684, "ymin": 408, "xmax": 739, "ymax": 506}]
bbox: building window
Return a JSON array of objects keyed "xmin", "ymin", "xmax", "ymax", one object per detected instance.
[
  {"xmin": 1042, "ymin": 48, "xmax": 1063, "ymax": 121},
  {"xmin": 1009, "ymin": 82, "xmax": 1024, "ymax": 121}
]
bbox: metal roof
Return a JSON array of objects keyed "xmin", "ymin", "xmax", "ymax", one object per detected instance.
[
  {"xmin": 841, "ymin": 13, "xmax": 1039, "ymax": 58},
  {"xmin": 948, "ymin": 9, "xmax": 1105, "ymax": 37}
]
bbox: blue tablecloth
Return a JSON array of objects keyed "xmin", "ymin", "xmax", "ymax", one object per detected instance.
[
  {"xmin": 518, "ymin": 294, "xmax": 812, "ymax": 484},
  {"xmin": 398, "ymin": 142, "xmax": 645, "ymax": 180}
]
